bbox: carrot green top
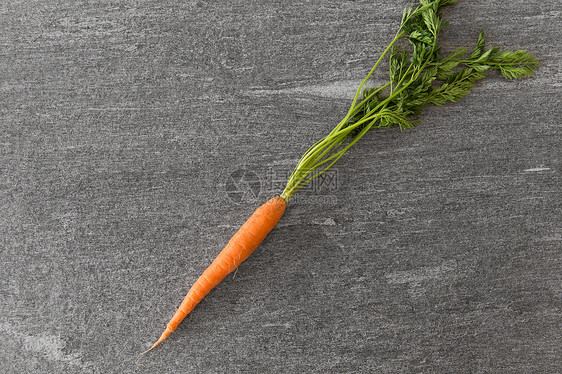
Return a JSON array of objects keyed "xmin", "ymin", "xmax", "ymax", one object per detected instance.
[{"xmin": 280, "ymin": 0, "xmax": 538, "ymax": 202}]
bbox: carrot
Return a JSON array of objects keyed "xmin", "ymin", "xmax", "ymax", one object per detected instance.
[
  {"xmin": 142, "ymin": 0, "xmax": 538, "ymax": 355},
  {"xmin": 142, "ymin": 196, "xmax": 286, "ymax": 354}
]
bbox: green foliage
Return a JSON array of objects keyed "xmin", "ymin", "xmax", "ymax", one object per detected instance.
[
  {"xmin": 281, "ymin": 0, "xmax": 539, "ymax": 201},
  {"xmin": 427, "ymin": 68, "xmax": 487, "ymax": 105},
  {"xmin": 470, "ymin": 30, "xmax": 487, "ymax": 59},
  {"xmin": 435, "ymin": 47, "xmax": 466, "ymax": 79}
]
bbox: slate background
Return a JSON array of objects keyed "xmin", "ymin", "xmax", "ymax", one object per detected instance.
[{"xmin": 1, "ymin": 1, "xmax": 560, "ymax": 373}]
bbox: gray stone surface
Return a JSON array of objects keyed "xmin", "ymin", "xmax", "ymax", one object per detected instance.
[{"xmin": 1, "ymin": 1, "xmax": 560, "ymax": 373}]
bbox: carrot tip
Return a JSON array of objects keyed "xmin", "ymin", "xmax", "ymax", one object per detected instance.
[
  {"xmin": 140, "ymin": 328, "xmax": 171, "ymax": 356},
  {"xmin": 139, "ymin": 343, "xmax": 159, "ymax": 356},
  {"xmin": 140, "ymin": 335, "xmax": 166, "ymax": 356}
]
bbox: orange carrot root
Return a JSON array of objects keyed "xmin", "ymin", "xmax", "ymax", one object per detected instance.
[{"xmin": 142, "ymin": 196, "xmax": 286, "ymax": 353}]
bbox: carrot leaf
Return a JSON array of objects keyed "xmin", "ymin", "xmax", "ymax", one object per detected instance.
[{"xmin": 280, "ymin": 0, "xmax": 538, "ymax": 202}]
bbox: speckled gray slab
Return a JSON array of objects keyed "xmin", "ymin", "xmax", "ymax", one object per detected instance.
[{"xmin": 1, "ymin": 1, "xmax": 561, "ymax": 373}]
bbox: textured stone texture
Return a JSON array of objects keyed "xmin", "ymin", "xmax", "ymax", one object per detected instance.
[{"xmin": 1, "ymin": 1, "xmax": 560, "ymax": 373}]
